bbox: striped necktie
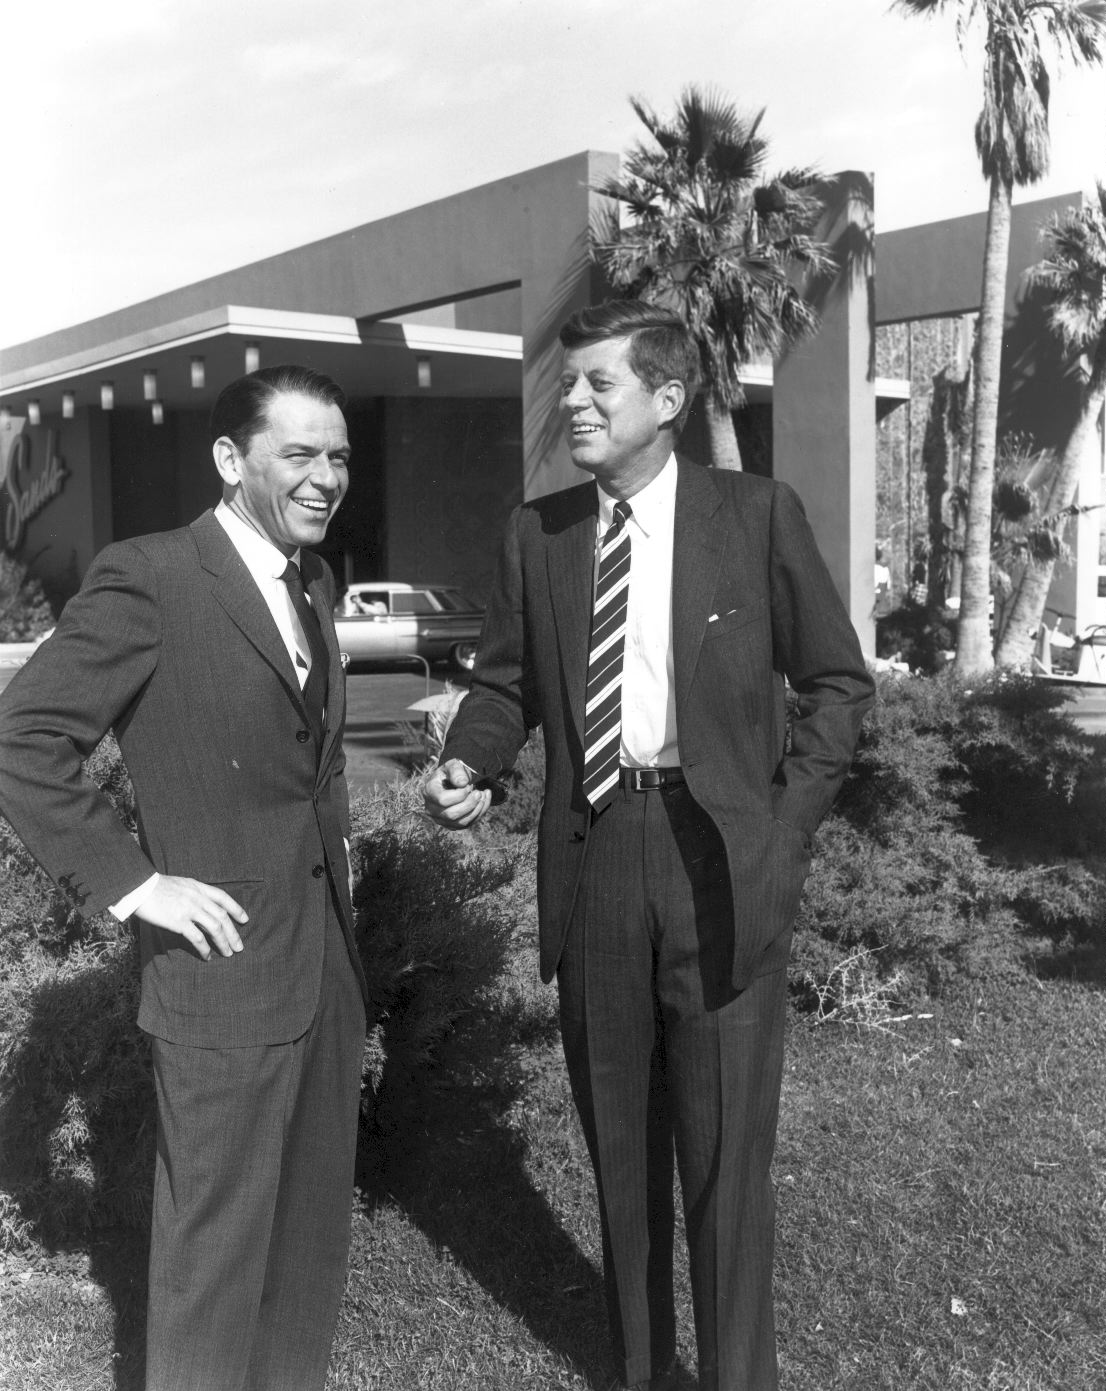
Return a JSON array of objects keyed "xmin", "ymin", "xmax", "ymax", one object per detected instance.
[
  {"xmin": 281, "ymin": 560, "xmax": 329, "ymax": 747},
  {"xmin": 583, "ymin": 500, "xmax": 632, "ymax": 813}
]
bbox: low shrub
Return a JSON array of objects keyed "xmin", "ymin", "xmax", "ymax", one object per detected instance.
[
  {"xmin": 0, "ymin": 553, "xmax": 55, "ymax": 642},
  {"xmin": 477, "ymin": 727, "xmax": 545, "ymax": 839},
  {"xmin": 875, "ymin": 600, "xmax": 955, "ymax": 674},
  {"xmin": 351, "ymin": 777, "xmax": 525, "ymax": 1131},
  {"xmin": 792, "ymin": 669, "xmax": 1106, "ymax": 1003}
]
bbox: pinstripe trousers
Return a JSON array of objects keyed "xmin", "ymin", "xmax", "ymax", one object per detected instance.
[
  {"xmin": 145, "ymin": 887, "xmax": 366, "ymax": 1391},
  {"xmin": 557, "ymin": 782, "xmax": 789, "ymax": 1390}
]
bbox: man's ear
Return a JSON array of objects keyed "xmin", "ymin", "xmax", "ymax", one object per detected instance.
[
  {"xmin": 212, "ymin": 436, "xmax": 240, "ymax": 487},
  {"xmin": 656, "ymin": 379, "xmax": 686, "ymax": 429}
]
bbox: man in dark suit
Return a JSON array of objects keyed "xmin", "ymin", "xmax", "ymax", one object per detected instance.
[
  {"xmin": 425, "ymin": 301, "xmax": 874, "ymax": 1390},
  {"xmin": 0, "ymin": 365, "xmax": 367, "ymax": 1391}
]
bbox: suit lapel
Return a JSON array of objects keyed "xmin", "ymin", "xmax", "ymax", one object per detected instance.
[
  {"xmin": 192, "ymin": 513, "xmax": 301, "ymax": 691},
  {"xmin": 546, "ymin": 484, "xmax": 599, "ymax": 745},
  {"xmin": 191, "ymin": 512, "xmax": 317, "ymax": 736},
  {"xmin": 672, "ymin": 458, "xmax": 729, "ymax": 716}
]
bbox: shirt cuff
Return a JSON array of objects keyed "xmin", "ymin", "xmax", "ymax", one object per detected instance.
[{"xmin": 110, "ymin": 872, "xmax": 160, "ymax": 921}]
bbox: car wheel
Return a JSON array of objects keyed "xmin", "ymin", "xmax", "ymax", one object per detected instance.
[{"xmin": 451, "ymin": 641, "xmax": 478, "ymax": 671}]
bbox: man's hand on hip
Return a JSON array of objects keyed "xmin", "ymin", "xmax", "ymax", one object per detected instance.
[
  {"xmin": 423, "ymin": 758, "xmax": 492, "ymax": 829},
  {"xmin": 134, "ymin": 877, "xmax": 248, "ymax": 960}
]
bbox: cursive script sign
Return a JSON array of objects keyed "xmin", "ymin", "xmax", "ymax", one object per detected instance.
[{"xmin": 1, "ymin": 428, "xmax": 68, "ymax": 553}]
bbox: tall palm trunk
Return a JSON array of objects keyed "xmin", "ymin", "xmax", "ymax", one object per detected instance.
[
  {"xmin": 956, "ymin": 172, "xmax": 1012, "ymax": 675},
  {"xmin": 995, "ymin": 381, "xmax": 1106, "ymax": 667},
  {"xmin": 706, "ymin": 399, "xmax": 743, "ymax": 470}
]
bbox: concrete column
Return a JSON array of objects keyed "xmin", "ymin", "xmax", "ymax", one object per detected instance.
[
  {"xmin": 773, "ymin": 172, "xmax": 876, "ymax": 652},
  {"xmin": 1072, "ymin": 409, "xmax": 1106, "ymax": 632}
]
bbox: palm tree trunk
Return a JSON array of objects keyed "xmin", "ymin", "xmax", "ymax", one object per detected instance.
[
  {"xmin": 994, "ymin": 383, "xmax": 1106, "ymax": 668},
  {"xmin": 705, "ymin": 400, "xmax": 743, "ymax": 470},
  {"xmin": 955, "ymin": 173, "xmax": 1011, "ymax": 677}
]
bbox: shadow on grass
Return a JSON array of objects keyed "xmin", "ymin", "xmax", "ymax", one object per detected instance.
[
  {"xmin": 0, "ymin": 947, "xmax": 152, "ymax": 1389},
  {"xmin": 356, "ymin": 1011, "xmax": 614, "ymax": 1389}
]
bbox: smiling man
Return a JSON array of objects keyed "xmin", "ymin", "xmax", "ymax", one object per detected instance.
[
  {"xmin": 0, "ymin": 365, "xmax": 367, "ymax": 1391},
  {"xmin": 425, "ymin": 301, "xmax": 873, "ymax": 1390}
]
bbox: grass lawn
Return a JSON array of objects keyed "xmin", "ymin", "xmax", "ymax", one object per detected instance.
[{"xmin": 3, "ymin": 913, "xmax": 1103, "ymax": 1391}]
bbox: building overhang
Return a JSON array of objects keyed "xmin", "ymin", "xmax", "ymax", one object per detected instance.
[
  {"xmin": 0, "ymin": 306, "xmax": 523, "ymax": 416},
  {"xmin": 0, "ymin": 304, "xmax": 910, "ymax": 423}
]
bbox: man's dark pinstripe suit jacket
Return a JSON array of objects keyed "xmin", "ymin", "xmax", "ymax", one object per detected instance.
[
  {"xmin": 0, "ymin": 508, "xmax": 367, "ymax": 1046},
  {"xmin": 442, "ymin": 456, "xmax": 875, "ymax": 990}
]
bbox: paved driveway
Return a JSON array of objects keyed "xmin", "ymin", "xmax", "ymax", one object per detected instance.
[{"xmin": 342, "ymin": 667, "xmax": 464, "ymax": 798}]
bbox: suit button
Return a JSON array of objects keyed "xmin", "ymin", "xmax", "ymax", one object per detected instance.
[
  {"xmin": 312, "ymin": 864, "xmax": 324, "ymax": 879},
  {"xmin": 296, "ymin": 729, "xmax": 310, "ymax": 743}
]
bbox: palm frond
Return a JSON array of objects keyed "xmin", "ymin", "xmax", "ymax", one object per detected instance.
[{"xmin": 590, "ymin": 85, "xmax": 838, "ymax": 404}]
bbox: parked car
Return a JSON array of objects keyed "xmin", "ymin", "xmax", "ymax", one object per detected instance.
[{"xmin": 334, "ymin": 583, "xmax": 483, "ymax": 672}]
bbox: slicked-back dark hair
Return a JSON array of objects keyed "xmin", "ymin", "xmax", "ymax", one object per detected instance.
[
  {"xmin": 559, "ymin": 300, "xmax": 700, "ymax": 432},
  {"xmin": 209, "ymin": 364, "xmax": 348, "ymax": 451}
]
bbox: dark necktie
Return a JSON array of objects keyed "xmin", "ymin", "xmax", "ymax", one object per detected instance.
[
  {"xmin": 280, "ymin": 560, "xmax": 329, "ymax": 745},
  {"xmin": 582, "ymin": 500, "xmax": 632, "ymax": 814}
]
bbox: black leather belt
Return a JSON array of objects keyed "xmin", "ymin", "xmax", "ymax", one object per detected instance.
[{"xmin": 619, "ymin": 766, "xmax": 686, "ymax": 792}]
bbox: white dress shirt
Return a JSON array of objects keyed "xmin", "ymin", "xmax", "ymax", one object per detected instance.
[
  {"xmin": 214, "ymin": 501, "xmax": 314, "ymax": 689},
  {"xmin": 110, "ymin": 503, "xmax": 318, "ymax": 920},
  {"xmin": 596, "ymin": 453, "xmax": 681, "ymax": 769}
]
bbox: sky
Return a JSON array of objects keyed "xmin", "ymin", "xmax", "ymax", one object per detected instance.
[{"xmin": 3, "ymin": 0, "xmax": 1105, "ymax": 349}]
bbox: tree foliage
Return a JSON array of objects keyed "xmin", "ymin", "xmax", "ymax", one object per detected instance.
[
  {"xmin": 996, "ymin": 184, "xmax": 1106, "ymax": 665},
  {"xmin": 591, "ymin": 86, "xmax": 833, "ymax": 469},
  {"xmin": 894, "ymin": 0, "xmax": 1106, "ymax": 674}
]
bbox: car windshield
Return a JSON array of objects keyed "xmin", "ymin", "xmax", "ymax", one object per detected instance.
[{"xmin": 427, "ymin": 589, "xmax": 479, "ymax": 612}]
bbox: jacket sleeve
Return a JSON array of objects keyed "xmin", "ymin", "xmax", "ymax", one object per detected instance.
[
  {"xmin": 768, "ymin": 482, "xmax": 874, "ymax": 840},
  {"xmin": 0, "ymin": 541, "xmax": 161, "ymax": 914},
  {"xmin": 440, "ymin": 505, "xmax": 534, "ymax": 781}
]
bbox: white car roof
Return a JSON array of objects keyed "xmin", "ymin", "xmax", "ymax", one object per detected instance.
[{"xmin": 346, "ymin": 582, "xmax": 465, "ymax": 593}]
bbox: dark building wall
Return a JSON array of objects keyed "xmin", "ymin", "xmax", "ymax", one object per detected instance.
[
  {"xmin": 175, "ymin": 412, "xmax": 221, "ymax": 521},
  {"xmin": 679, "ymin": 400, "xmax": 772, "ymax": 477},
  {"xmin": 110, "ymin": 409, "xmax": 220, "ymax": 540},
  {"xmin": 382, "ymin": 397, "xmax": 523, "ymax": 601},
  {"xmin": 316, "ymin": 401, "xmax": 387, "ymax": 587}
]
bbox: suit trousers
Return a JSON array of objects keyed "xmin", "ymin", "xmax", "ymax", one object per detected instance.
[
  {"xmin": 145, "ymin": 886, "xmax": 366, "ymax": 1391},
  {"xmin": 557, "ymin": 783, "xmax": 788, "ymax": 1391}
]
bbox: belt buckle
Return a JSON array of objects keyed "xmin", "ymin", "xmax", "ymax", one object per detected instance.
[{"xmin": 636, "ymin": 768, "xmax": 662, "ymax": 791}]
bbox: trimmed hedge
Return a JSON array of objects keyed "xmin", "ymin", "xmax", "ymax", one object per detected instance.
[{"xmin": 0, "ymin": 553, "xmax": 54, "ymax": 642}]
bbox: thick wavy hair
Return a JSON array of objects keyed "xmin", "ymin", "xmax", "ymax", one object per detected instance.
[
  {"xmin": 559, "ymin": 300, "xmax": 700, "ymax": 432},
  {"xmin": 209, "ymin": 365, "xmax": 347, "ymax": 451}
]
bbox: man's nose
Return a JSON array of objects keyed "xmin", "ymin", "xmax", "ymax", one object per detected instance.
[
  {"xmin": 310, "ymin": 457, "xmax": 341, "ymax": 490},
  {"xmin": 562, "ymin": 379, "xmax": 588, "ymax": 409}
]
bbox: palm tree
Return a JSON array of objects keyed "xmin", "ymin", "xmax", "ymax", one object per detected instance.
[
  {"xmin": 995, "ymin": 186, "xmax": 1106, "ymax": 666},
  {"xmin": 894, "ymin": 0, "xmax": 1106, "ymax": 675},
  {"xmin": 590, "ymin": 87, "xmax": 833, "ymax": 470}
]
